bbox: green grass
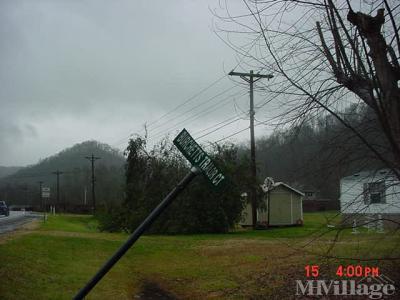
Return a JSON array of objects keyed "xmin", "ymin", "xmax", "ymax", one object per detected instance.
[
  {"xmin": 40, "ymin": 214, "xmax": 99, "ymax": 233},
  {"xmin": 0, "ymin": 212, "xmax": 398, "ymax": 299}
]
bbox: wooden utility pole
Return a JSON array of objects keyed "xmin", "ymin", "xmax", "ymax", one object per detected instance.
[
  {"xmin": 52, "ymin": 170, "xmax": 63, "ymax": 212},
  {"xmin": 85, "ymin": 154, "xmax": 101, "ymax": 213},
  {"xmin": 38, "ymin": 181, "xmax": 43, "ymax": 210},
  {"xmin": 228, "ymin": 70, "xmax": 273, "ymax": 229}
]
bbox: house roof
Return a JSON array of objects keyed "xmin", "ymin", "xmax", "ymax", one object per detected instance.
[
  {"xmin": 261, "ymin": 181, "xmax": 305, "ymax": 196},
  {"xmin": 341, "ymin": 169, "xmax": 397, "ymax": 182},
  {"xmin": 274, "ymin": 182, "xmax": 305, "ymax": 196}
]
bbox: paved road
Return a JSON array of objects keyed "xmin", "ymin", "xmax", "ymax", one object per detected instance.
[{"xmin": 0, "ymin": 211, "xmax": 41, "ymax": 234}]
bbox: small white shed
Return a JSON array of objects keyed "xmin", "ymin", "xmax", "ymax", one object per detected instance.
[
  {"xmin": 340, "ymin": 169, "xmax": 400, "ymax": 228},
  {"xmin": 240, "ymin": 179, "xmax": 304, "ymax": 227}
]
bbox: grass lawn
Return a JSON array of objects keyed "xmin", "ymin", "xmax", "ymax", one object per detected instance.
[{"xmin": 0, "ymin": 212, "xmax": 399, "ymax": 299}]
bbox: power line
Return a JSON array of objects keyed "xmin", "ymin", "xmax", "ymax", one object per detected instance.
[
  {"xmin": 147, "ymin": 85, "xmax": 235, "ymax": 134},
  {"xmin": 110, "ymin": 33, "xmax": 259, "ymax": 149},
  {"xmin": 110, "ymin": 59, "xmax": 263, "ymax": 149},
  {"xmin": 149, "ymin": 89, "xmax": 243, "ymax": 138},
  {"xmin": 202, "ymin": 116, "xmax": 273, "ymax": 148},
  {"xmin": 110, "ymin": 74, "xmax": 229, "ymax": 147},
  {"xmin": 147, "ymin": 74, "xmax": 228, "ymax": 129},
  {"xmin": 192, "ymin": 113, "xmax": 246, "ymax": 136},
  {"xmin": 149, "ymin": 90, "xmax": 247, "ymax": 143},
  {"xmin": 145, "ymin": 74, "xmax": 274, "ymax": 146},
  {"xmin": 110, "ymin": 50, "xmax": 256, "ymax": 148},
  {"xmin": 114, "ymin": 87, "xmax": 256, "ymax": 150},
  {"xmin": 195, "ymin": 117, "xmax": 243, "ymax": 140},
  {"xmin": 204, "ymin": 126, "xmax": 251, "ymax": 147}
]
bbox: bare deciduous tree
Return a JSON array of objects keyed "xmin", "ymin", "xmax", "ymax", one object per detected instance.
[{"xmin": 214, "ymin": 0, "xmax": 400, "ymax": 178}]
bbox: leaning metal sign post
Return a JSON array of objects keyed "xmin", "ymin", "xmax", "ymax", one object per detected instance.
[{"xmin": 74, "ymin": 129, "xmax": 225, "ymax": 299}]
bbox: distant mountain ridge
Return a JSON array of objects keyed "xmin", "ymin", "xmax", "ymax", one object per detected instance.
[
  {"xmin": 0, "ymin": 140, "xmax": 126, "ymax": 206},
  {"xmin": 0, "ymin": 140, "xmax": 125, "ymax": 185}
]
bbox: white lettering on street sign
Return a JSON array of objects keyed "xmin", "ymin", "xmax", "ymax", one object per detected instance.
[{"xmin": 173, "ymin": 129, "xmax": 225, "ymax": 188}]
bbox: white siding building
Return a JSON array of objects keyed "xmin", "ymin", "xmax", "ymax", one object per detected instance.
[{"xmin": 340, "ymin": 169, "xmax": 400, "ymax": 228}]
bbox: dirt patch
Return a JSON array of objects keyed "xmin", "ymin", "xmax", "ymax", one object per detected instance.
[
  {"xmin": 0, "ymin": 219, "xmax": 41, "ymax": 244},
  {"xmin": 133, "ymin": 280, "xmax": 178, "ymax": 300},
  {"xmin": 32, "ymin": 230, "xmax": 125, "ymax": 241}
]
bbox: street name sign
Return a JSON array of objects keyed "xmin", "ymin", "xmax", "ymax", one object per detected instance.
[{"xmin": 173, "ymin": 129, "xmax": 225, "ymax": 188}]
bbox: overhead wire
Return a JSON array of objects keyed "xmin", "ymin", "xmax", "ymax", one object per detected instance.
[
  {"xmin": 203, "ymin": 113, "xmax": 277, "ymax": 148},
  {"xmin": 204, "ymin": 126, "xmax": 250, "ymax": 148},
  {"xmin": 110, "ymin": 73, "xmax": 229, "ymax": 147},
  {"xmin": 195, "ymin": 117, "xmax": 244, "ymax": 140},
  {"xmin": 148, "ymin": 89, "xmax": 248, "ymax": 142},
  {"xmin": 146, "ymin": 74, "xmax": 229, "ymax": 131},
  {"xmin": 192, "ymin": 113, "xmax": 247, "ymax": 136},
  {"xmin": 147, "ymin": 85, "xmax": 236, "ymax": 134},
  {"xmin": 111, "ymin": 13, "xmax": 261, "ymax": 149}
]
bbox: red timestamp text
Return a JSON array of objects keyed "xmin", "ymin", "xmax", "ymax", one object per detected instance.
[
  {"xmin": 305, "ymin": 265, "xmax": 319, "ymax": 277},
  {"xmin": 336, "ymin": 265, "xmax": 379, "ymax": 277},
  {"xmin": 305, "ymin": 265, "xmax": 379, "ymax": 278}
]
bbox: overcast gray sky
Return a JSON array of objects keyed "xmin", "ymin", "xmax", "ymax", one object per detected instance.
[{"xmin": 0, "ymin": 0, "xmax": 275, "ymax": 166}]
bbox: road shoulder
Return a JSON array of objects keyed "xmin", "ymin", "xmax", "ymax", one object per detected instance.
[{"xmin": 0, "ymin": 219, "xmax": 40, "ymax": 244}]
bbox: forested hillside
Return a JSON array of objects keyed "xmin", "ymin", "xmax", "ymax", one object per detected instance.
[
  {"xmin": 0, "ymin": 166, "xmax": 22, "ymax": 179},
  {"xmin": 254, "ymin": 104, "xmax": 385, "ymax": 200}
]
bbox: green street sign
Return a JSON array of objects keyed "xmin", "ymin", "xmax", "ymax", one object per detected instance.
[{"xmin": 173, "ymin": 129, "xmax": 225, "ymax": 188}]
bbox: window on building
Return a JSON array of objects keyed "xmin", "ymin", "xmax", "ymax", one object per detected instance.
[{"xmin": 363, "ymin": 181, "xmax": 386, "ymax": 204}]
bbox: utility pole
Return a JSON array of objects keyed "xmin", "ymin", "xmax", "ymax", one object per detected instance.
[
  {"xmin": 85, "ymin": 154, "xmax": 101, "ymax": 213},
  {"xmin": 84, "ymin": 186, "xmax": 87, "ymax": 206},
  {"xmin": 38, "ymin": 181, "xmax": 43, "ymax": 210},
  {"xmin": 228, "ymin": 70, "xmax": 273, "ymax": 229},
  {"xmin": 52, "ymin": 170, "xmax": 63, "ymax": 213}
]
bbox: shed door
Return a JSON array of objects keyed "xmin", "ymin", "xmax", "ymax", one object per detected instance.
[{"xmin": 269, "ymin": 193, "xmax": 292, "ymax": 225}]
